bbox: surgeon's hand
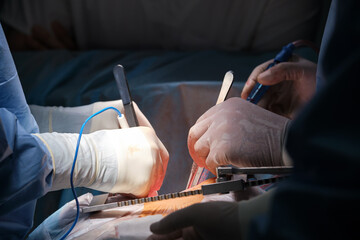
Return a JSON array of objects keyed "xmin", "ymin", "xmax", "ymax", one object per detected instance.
[
  {"xmin": 34, "ymin": 126, "xmax": 169, "ymax": 197},
  {"xmin": 241, "ymin": 55, "xmax": 317, "ymax": 119},
  {"xmin": 149, "ymin": 190, "xmax": 275, "ymax": 240},
  {"xmin": 188, "ymin": 97, "xmax": 290, "ymax": 174},
  {"xmin": 28, "ymin": 193, "xmax": 93, "ymax": 240},
  {"xmin": 30, "ymin": 100, "xmax": 152, "ymax": 133},
  {"xmin": 148, "ymin": 201, "xmax": 241, "ymax": 240}
]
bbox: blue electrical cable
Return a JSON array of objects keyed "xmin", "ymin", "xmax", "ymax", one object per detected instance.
[{"xmin": 60, "ymin": 106, "xmax": 122, "ymax": 240}]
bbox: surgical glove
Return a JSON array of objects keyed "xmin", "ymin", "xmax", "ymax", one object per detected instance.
[
  {"xmin": 34, "ymin": 127, "xmax": 169, "ymax": 196},
  {"xmin": 28, "ymin": 193, "xmax": 93, "ymax": 240},
  {"xmin": 148, "ymin": 201, "xmax": 241, "ymax": 240},
  {"xmin": 188, "ymin": 97, "xmax": 290, "ymax": 174},
  {"xmin": 241, "ymin": 55, "xmax": 317, "ymax": 118},
  {"xmin": 30, "ymin": 100, "xmax": 152, "ymax": 133},
  {"xmin": 149, "ymin": 190, "xmax": 275, "ymax": 240}
]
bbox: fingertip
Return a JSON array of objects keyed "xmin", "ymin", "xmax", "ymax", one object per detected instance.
[
  {"xmin": 240, "ymin": 86, "xmax": 250, "ymax": 100},
  {"xmin": 190, "ymin": 117, "xmax": 211, "ymax": 139},
  {"xmin": 193, "ymin": 139, "xmax": 209, "ymax": 163},
  {"xmin": 188, "ymin": 140, "xmax": 206, "ymax": 168},
  {"xmin": 150, "ymin": 219, "xmax": 176, "ymax": 235},
  {"xmin": 242, "ymin": 75, "xmax": 258, "ymax": 99},
  {"xmin": 149, "ymin": 208, "xmax": 194, "ymax": 236},
  {"xmin": 187, "ymin": 121, "xmax": 209, "ymax": 154},
  {"xmin": 150, "ymin": 221, "xmax": 161, "ymax": 233}
]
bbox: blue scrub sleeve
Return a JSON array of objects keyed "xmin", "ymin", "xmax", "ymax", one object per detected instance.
[
  {"xmin": 0, "ymin": 23, "xmax": 53, "ymax": 239},
  {"xmin": 0, "ymin": 22, "xmax": 39, "ymax": 134},
  {"xmin": 0, "ymin": 109, "xmax": 53, "ymax": 239}
]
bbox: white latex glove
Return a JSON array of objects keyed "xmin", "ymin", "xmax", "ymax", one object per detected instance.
[
  {"xmin": 188, "ymin": 97, "xmax": 290, "ymax": 174},
  {"xmin": 28, "ymin": 193, "xmax": 93, "ymax": 240},
  {"xmin": 241, "ymin": 55, "xmax": 317, "ymax": 119},
  {"xmin": 30, "ymin": 100, "xmax": 152, "ymax": 133},
  {"xmin": 34, "ymin": 127, "xmax": 169, "ymax": 196}
]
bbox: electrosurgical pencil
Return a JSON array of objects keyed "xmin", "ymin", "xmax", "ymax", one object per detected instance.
[
  {"xmin": 247, "ymin": 39, "xmax": 319, "ymax": 104},
  {"xmin": 247, "ymin": 43, "xmax": 295, "ymax": 104},
  {"xmin": 113, "ymin": 64, "xmax": 139, "ymax": 127}
]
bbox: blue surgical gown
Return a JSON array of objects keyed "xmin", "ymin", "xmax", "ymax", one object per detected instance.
[{"xmin": 0, "ymin": 23, "xmax": 53, "ymax": 239}]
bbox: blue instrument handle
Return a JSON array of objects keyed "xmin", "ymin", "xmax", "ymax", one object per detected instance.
[{"xmin": 247, "ymin": 43, "xmax": 295, "ymax": 104}]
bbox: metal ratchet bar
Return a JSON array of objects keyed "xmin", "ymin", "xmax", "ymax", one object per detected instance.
[
  {"xmin": 217, "ymin": 166, "xmax": 293, "ymax": 179},
  {"xmin": 202, "ymin": 175, "xmax": 289, "ymax": 195},
  {"xmin": 82, "ymin": 174, "xmax": 289, "ymax": 213},
  {"xmin": 82, "ymin": 189, "xmax": 203, "ymax": 213}
]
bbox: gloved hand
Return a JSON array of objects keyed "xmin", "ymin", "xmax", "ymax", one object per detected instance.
[
  {"xmin": 34, "ymin": 126, "xmax": 169, "ymax": 196},
  {"xmin": 148, "ymin": 190, "xmax": 275, "ymax": 240},
  {"xmin": 28, "ymin": 193, "xmax": 93, "ymax": 240},
  {"xmin": 148, "ymin": 201, "xmax": 241, "ymax": 240},
  {"xmin": 241, "ymin": 55, "xmax": 317, "ymax": 118},
  {"xmin": 188, "ymin": 97, "xmax": 290, "ymax": 174},
  {"xmin": 30, "ymin": 100, "xmax": 152, "ymax": 133}
]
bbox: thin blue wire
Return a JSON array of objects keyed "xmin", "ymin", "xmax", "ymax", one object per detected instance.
[{"xmin": 60, "ymin": 106, "xmax": 122, "ymax": 240}]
